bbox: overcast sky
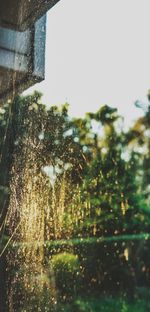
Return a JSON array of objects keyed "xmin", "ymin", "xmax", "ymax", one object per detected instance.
[{"xmin": 26, "ymin": 0, "xmax": 150, "ymax": 125}]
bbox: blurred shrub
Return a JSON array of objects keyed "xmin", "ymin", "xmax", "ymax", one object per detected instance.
[
  {"xmin": 56, "ymin": 297, "xmax": 150, "ymax": 312},
  {"xmin": 50, "ymin": 252, "xmax": 82, "ymax": 301},
  {"xmin": 46, "ymin": 238, "xmax": 150, "ymax": 297}
]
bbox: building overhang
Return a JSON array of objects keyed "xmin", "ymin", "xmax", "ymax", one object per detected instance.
[
  {"xmin": 0, "ymin": 0, "xmax": 60, "ymax": 31},
  {"xmin": 0, "ymin": 15, "xmax": 46, "ymax": 101},
  {"xmin": 0, "ymin": 0, "xmax": 62, "ymax": 102}
]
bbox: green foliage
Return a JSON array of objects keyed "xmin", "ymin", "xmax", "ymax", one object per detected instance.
[
  {"xmin": 0, "ymin": 91, "xmax": 149, "ymax": 241},
  {"xmin": 0, "ymin": 92, "xmax": 150, "ymax": 310},
  {"xmin": 50, "ymin": 253, "xmax": 81, "ymax": 300},
  {"xmin": 57, "ymin": 297, "xmax": 150, "ymax": 312}
]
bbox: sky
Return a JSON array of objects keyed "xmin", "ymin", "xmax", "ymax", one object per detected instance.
[{"xmin": 25, "ymin": 0, "xmax": 150, "ymax": 125}]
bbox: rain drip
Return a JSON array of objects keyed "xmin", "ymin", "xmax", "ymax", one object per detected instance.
[
  {"xmin": 0, "ymin": 2, "xmax": 150, "ymax": 311},
  {"xmin": 2, "ymin": 103, "xmax": 68, "ymax": 310}
]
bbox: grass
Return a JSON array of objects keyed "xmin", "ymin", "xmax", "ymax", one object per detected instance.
[{"xmin": 57, "ymin": 297, "xmax": 150, "ymax": 312}]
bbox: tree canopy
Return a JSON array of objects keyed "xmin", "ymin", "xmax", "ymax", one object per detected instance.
[{"xmin": 0, "ymin": 91, "xmax": 149, "ymax": 240}]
